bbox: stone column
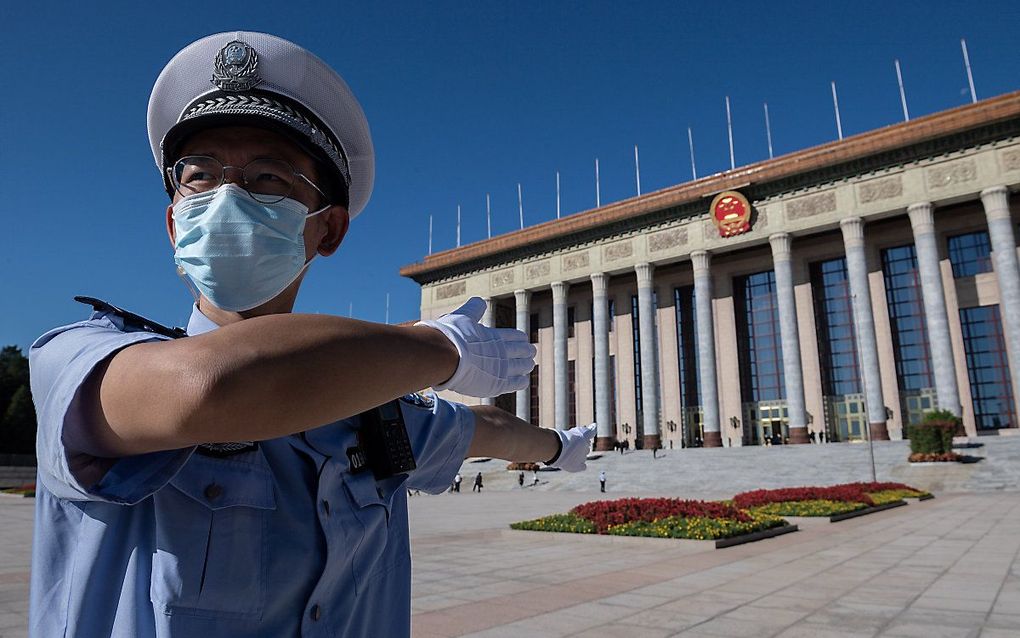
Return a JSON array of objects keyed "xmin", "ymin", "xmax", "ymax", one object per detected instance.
[
  {"xmin": 908, "ymin": 202, "xmax": 962, "ymax": 416},
  {"xmin": 840, "ymin": 218, "xmax": 889, "ymax": 440},
  {"xmin": 635, "ymin": 263, "xmax": 661, "ymax": 450},
  {"xmin": 981, "ymin": 186, "xmax": 1020, "ymax": 422},
  {"xmin": 514, "ymin": 289, "xmax": 532, "ymax": 422},
  {"xmin": 692, "ymin": 251, "xmax": 722, "ymax": 447},
  {"xmin": 480, "ymin": 297, "xmax": 495, "ymax": 405},
  {"xmin": 590, "ymin": 273, "xmax": 615, "ymax": 450},
  {"xmin": 552, "ymin": 281, "xmax": 570, "ymax": 430},
  {"xmin": 769, "ymin": 233, "xmax": 810, "ymax": 444}
]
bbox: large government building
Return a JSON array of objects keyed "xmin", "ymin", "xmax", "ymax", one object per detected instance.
[{"xmin": 400, "ymin": 91, "xmax": 1020, "ymax": 450}]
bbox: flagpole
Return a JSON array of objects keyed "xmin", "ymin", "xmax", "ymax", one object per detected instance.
[
  {"xmin": 385, "ymin": 293, "xmax": 390, "ymax": 325},
  {"xmin": 763, "ymin": 102, "xmax": 774, "ymax": 160},
  {"xmin": 456, "ymin": 204, "xmax": 461, "ymax": 247},
  {"xmin": 486, "ymin": 193, "xmax": 492, "ymax": 239},
  {"xmin": 556, "ymin": 171, "xmax": 561, "ymax": 219},
  {"xmin": 961, "ymin": 38, "xmax": 977, "ymax": 103},
  {"xmin": 595, "ymin": 158, "xmax": 601, "ymax": 208},
  {"xmin": 725, "ymin": 96, "xmax": 735, "ymax": 170},
  {"xmin": 687, "ymin": 127, "xmax": 697, "ymax": 180},
  {"xmin": 895, "ymin": 59, "xmax": 909, "ymax": 121},
  {"xmin": 634, "ymin": 145, "xmax": 641, "ymax": 196},
  {"xmin": 517, "ymin": 183, "xmax": 524, "ymax": 229},
  {"xmin": 831, "ymin": 81, "xmax": 843, "ymax": 140},
  {"xmin": 348, "ymin": 302, "xmax": 353, "ymax": 318},
  {"xmin": 428, "ymin": 213, "xmax": 433, "ymax": 255}
]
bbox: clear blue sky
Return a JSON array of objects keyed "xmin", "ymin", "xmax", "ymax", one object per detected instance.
[{"xmin": 3, "ymin": 1, "xmax": 1020, "ymax": 351}]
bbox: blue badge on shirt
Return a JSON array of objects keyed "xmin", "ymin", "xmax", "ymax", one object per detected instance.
[{"xmin": 399, "ymin": 392, "xmax": 434, "ymax": 410}]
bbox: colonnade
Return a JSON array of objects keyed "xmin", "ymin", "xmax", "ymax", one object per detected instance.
[{"xmin": 506, "ymin": 188, "xmax": 1020, "ymax": 446}]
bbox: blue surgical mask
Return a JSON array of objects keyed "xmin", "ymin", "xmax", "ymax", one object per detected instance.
[{"xmin": 172, "ymin": 183, "xmax": 326, "ymax": 312}]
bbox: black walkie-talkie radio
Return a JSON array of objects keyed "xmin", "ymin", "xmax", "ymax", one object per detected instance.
[{"xmin": 353, "ymin": 400, "xmax": 417, "ymax": 480}]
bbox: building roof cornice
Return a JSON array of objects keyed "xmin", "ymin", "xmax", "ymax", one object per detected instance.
[{"xmin": 400, "ymin": 90, "xmax": 1020, "ymax": 285}]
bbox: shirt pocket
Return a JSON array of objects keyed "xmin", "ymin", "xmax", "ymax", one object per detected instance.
[
  {"xmin": 150, "ymin": 450, "xmax": 276, "ymax": 619},
  {"xmin": 342, "ymin": 471, "xmax": 407, "ymax": 595}
]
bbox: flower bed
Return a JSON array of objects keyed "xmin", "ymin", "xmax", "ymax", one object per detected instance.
[
  {"xmin": 750, "ymin": 499, "xmax": 866, "ymax": 517},
  {"xmin": 908, "ymin": 452, "xmax": 961, "ymax": 463},
  {"xmin": 1, "ymin": 483, "xmax": 35, "ymax": 498},
  {"xmin": 735, "ymin": 482, "xmax": 930, "ymax": 516},
  {"xmin": 734, "ymin": 482, "xmax": 927, "ymax": 509},
  {"xmin": 511, "ymin": 497, "xmax": 786, "ymax": 540}
]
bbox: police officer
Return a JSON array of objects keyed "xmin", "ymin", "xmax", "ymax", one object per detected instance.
[{"xmin": 28, "ymin": 31, "xmax": 596, "ymax": 638}]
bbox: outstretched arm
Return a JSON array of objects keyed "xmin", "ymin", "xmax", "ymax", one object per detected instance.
[{"xmin": 466, "ymin": 405, "xmax": 597, "ymax": 471}]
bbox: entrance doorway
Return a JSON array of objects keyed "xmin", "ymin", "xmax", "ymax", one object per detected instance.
[{"xmin": 743, "ymin": 401, "xmax": 789, "ymax": 445}]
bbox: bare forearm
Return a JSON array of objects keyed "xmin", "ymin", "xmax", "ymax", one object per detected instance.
[
  {"xmin": 97, "ymin": 314, "xmax": 458, "ymax": 454},
  {"xmin": 466, "ymin": 405, "xmax": 559, "ymax": 462}
]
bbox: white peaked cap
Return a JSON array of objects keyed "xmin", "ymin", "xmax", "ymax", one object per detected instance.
[{"xmin": 147, "ymin": 31, "xmax": 374, "ymax": 218}]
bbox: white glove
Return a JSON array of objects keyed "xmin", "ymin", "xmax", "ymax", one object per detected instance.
[
  {"xmin": 547, "ymin": 423, "xmax": 598, "ymax": 472},
  {"xmin": 415, "ymin": 297, "xmax": 537, "ymax": 398}
]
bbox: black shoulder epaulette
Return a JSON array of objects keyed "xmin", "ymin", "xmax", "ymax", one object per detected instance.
[{"xmin": 74, "ymin": 296, "xmax": 188, "ymax": 340}]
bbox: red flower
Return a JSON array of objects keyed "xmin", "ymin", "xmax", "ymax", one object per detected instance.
[{"xmin": 570, "ymin": 498, "xmax": 750, "ymax": 533}]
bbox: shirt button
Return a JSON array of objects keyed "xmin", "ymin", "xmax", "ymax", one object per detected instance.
[
  {"xmin": 204, "ymin": 483, "xmax": 223, "ymax": 501},
  {"xmin": 310, "ymin": 604, "xmax": 322, "ymax": 621},
  {"xmin": 322, "ymin": 499, "xmax": 330, "ymax": 516}
]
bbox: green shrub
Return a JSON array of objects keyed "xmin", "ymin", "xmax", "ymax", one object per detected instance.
[{"xmin": 908, "ymin": 410, "xmax": 960, "ymax": 454}]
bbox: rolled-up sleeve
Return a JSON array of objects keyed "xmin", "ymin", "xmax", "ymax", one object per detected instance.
[
  {"xmin": 30, "ymin": 319, "xmax": 194, "ymax": 504},
  {"xmin": 400, "ymin": 394, "xmax": 475, "ymax": 494}
]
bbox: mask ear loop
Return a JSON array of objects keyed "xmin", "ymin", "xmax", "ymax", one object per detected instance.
[{"xmin": 175, "ymin": 262, "xmax": 201, "ymax": 304}]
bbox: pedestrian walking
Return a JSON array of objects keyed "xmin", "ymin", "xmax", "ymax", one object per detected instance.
[
  {"xmin": 473, "ymin": 472, "xmax": 483, "ymax": 492},
  {"xmin": 599, "ymin": 470, "xmax": 606, "ymax": 493},
  {"xmin": 454, "ymin": 473, "xmax": 462, "ymax": 493},
  {"xmin": 518, "ymin": 471, "xmax": 525, "ymax": 488}
]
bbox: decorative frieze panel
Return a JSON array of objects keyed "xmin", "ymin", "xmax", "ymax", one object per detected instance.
[
  {"xmin": 561, "ymin": 251, "xmax": 590, "ymax": 272},
  {"xmin": 603, "ymin": 241, "xmax": 634, "ymax": 262},
  {"xmin": 1000, "ymin": 148, "xmax": 1020, "ymax": 173},
  {"xmin": 926, "ymin": 159, "xmax": 977, "ymax": 190},
  {"xmin": 435, "ymin": 280, "xmax": 466, "ymax": 300},
  {"xmin": 647, "ymin": 227, "xmax": 688, "ymax": 252},
  {"xmin": 490, "ymin": 268, "xmax": 515, "ymax": 288},
  {"xmin": 785, "ymin": 191, "xmax": 836, "ymax": 220},
  {"xmin": 525, "ymin": 261, "xmax": 551, "ymax": 280},
  {"xmin": 857, "ymin": 176, "xmax": 903, "ymax": 204}
]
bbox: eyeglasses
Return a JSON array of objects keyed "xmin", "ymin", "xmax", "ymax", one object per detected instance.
[{"xmin": 168, "ymin": 155, "xmax": 328, "ymax": 205}]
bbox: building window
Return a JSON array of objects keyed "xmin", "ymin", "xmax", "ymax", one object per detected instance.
[
  {"xmin": 734, "ymin": 271, "xmax": 785, "ymax": 403},
  {"xmin": 960, "ymin": 305, "xmax": 1015, "ymax": 430},
  {"xmin": 529, "ymin": 312, "xmax": 539, "ymax": 343},
  {"xmin": 529, "ymin": 365, "xmax": 540, "ymax": 426},
  {"xmin": 882, "ymin": 244, "xmax": 935, "ymax": 426},
  {"xmin": 593, "ymin": 354, "xmax": 618, "ymax": 428},
  {"xmin": 810, "ymin": 258, "xmax": 861, "ymax": 397},
  {"xmin": 673, "ymin": 286, "xmax": 700, "ymax": 408},
  {"xmin": 947, "ymin": 231, "xmax": 992, "ymax": 278},
  {"xmin": 568, "ymin": 360, "xmax": 577, "ymax": 426},
  {"xmin": 631, "ymin": 294, "xmax": 643, "ymax": 421},
  {"xmin": 567, "ymin": 306, "xmax": 576, "ymax": 338},
  {"xmin": 590, "ymin": 299, "xmax": 615, "ymax": 335}
]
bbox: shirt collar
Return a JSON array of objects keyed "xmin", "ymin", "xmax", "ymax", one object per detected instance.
[{"xmin": 186, "ymin": 305, "xmax": 220, "ymax": 336}]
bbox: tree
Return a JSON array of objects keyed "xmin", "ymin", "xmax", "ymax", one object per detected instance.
[
  {"xmin": 2, "ymin": 385, "xmax": 37, "ymax": 454},
  {"xmin": 0, "ymin": 345, "xmax": 29, "ymax": 414},
  {"xmin": 0, "ymin": 346, "xmax": 36, "ymax": 456}
]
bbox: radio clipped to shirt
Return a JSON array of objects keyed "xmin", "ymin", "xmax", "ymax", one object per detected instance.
[{"xmin": 347, "ymin": 400, "xmax": 417, "ymax": 480}]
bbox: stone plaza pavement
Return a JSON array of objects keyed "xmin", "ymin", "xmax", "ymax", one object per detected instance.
[{"xmin": 3, "ymin": 437, "xmax": 1020, "ymax": 636}]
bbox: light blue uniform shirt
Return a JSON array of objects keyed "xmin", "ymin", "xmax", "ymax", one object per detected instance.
[{"xmin": 28, "ymin": 304, "xmax": 475, "ymax": 637}]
